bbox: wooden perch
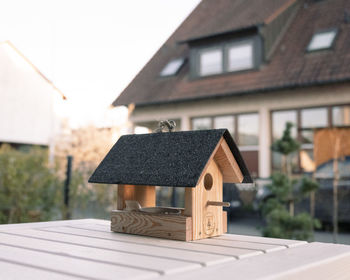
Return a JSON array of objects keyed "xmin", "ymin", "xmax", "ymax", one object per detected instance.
[{"xmin": 207, "ymin": 201, "xmax": 230, "ymax": 207}]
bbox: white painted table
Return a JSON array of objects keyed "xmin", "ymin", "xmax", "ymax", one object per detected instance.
[{"xmin": 0, "ymin": 219, "xmax": 349, "ymax": 280}]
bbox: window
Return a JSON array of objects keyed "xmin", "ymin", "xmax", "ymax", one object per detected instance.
[
  {"xmin": 301, "ymin": 108, "xmax": 328, "ymax": 128},
  {"xmin": 227, "ymin": 42, "xmax": 253, "ymax": 72},
  {"xmin": 160, "ymin": 58, "xmax": 185, "ymax": 77},
  {"xmin": 307, "ymin": 29, "xmax": 337, "ymax": 51},
  {"xmin": 332, "ymin": 105, "xmax": 350, "ymax": 126},
  {"xmin": 272, "ymin": 110, "xmax": 297, "ymax": 141},
  {"xmin": 192, "ymin": 114, "xmax": 257, "ymax": 144},
  {"xmin": 271, "ymin": 107, "xmax": 331, "ymax": 173},
  {"xmin": 194, "ymin": 37, "xmax": 258, "ymax": 77},
  {"xmin": 214, "ymin": 115, "xmax": 235, "ymax": 135},
  {"xmin": 238, "ymin": 114, "xmax": 259, "ymax": 146},
  {"xmin": 300, "ymin": 107, "xmax": 328, "ymax": 145},
  {"xmin": 191, "ymin": 113, "xmax": 259, "ymax": 177},
  {"xmin": 192, "ymin": 117, "xmax": 212, "ymax": 130},
  {"xmin": 199, "ymin": 48, "xmax": 223, "ymax": 76},
  {"xmin": 271, "ymin": 110, "xmax": 298, "ymax": 172}
]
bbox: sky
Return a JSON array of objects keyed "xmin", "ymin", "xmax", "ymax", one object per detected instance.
[{"xmin": 0, "ymin": 0, "xmax": 200, "ymax": 127}]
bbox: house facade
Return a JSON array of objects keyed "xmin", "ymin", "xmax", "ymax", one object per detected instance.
[
  {"xmin": 0, "ymin": 41, "xmax": 65, "ymax": 153},
  {"xmin": 113, "ymin": 0, "xmax": 350, "ymax": 179}
]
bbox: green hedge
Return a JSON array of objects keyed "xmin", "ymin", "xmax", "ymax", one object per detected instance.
[
  {"xmin": 0, "ymin": 144, "xmax": 116, "ymax": 224},
  {"xmin": 0, "ymin": 145, "xmax": 62, "ymax": 223}
]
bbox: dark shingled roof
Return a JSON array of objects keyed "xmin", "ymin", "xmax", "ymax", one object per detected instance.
[
  {"xmin": 177, "ymin": 0, "xmax": 291, "ymax": 42},
  {"xmin": 113, "ymin": 0, "xmax": 350, "ymax": 106},
  {"xmin": 89, "ymin": 129, "xmax": 252, "ymax": 187}
]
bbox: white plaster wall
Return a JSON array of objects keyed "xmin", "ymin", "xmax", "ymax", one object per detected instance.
[
  {"xmin": 129, "ymin": 83, "xmax": 350, "ymax": 177},
  {"xmin": 0, "ymin": 42, "xmax": 57, "ymax": 146},
  {"xmin": 130, "ymin": 84, "xmax": 350, "ymax": 122}
]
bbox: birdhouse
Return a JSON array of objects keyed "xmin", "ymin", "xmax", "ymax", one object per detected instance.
[{"xmin": 89, "ymin": 129, "xmax": 252, "ymax": 241}]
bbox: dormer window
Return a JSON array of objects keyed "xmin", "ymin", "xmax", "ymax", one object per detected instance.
[
  {"xmin": 160, "ymin": 58, "xmax": 185, "ymax": 77},
  {"xmin": 192, "ymin": 36, "xmax": 260, "ymax": 78},
  {"xmin": 307, "ymin": 29, "xmax": 337, "ymax": 52},
  {"xmin": 227, "ymin": 41, "xmax": 254, "ymax": 72},
  {"xmin": 199, "ymin": 48, "xmax": 223, "ymax": 76}
]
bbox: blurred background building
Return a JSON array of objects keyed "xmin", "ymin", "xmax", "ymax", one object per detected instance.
[
  {"xmin": 112, "ymin": 0, "xmax": 350, "ymax": 180},
  {"xmin": 0, "ymin": 41, "xmax": 65, "ymax": 154}
]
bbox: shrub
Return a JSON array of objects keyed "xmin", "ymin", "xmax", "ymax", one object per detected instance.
[
  {"xmin": 260, "ymin": 123, "xmax": 320, "ymax": 241},
  {"xmin": 0, "ymin": 144, "xmax": 115, "ymax": 224},
  {"xmin": 0, "ymin": 145, "xmax": 61, "ymax": 223}
]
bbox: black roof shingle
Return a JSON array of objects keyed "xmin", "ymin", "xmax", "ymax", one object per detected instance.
[{"xmin": 89, "ymin": 129, "xmax": 252, "ymax": 187}]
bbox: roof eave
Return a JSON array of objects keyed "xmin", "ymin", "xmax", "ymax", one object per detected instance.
[{"xmin": 113, "ymin": 77, "xmax": 350, "ymax": 108}]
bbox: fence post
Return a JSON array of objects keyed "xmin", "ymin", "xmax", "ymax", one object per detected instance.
[
  {"xmin": 171, "ymin": 188, "xmax": 177, "ymax": 207},
  {"xmin": 64, "ymin": 155, "xmax": 73, "ymax": 219}
]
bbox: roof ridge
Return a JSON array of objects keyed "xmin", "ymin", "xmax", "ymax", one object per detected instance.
[
  {"xmin": 264, "ymin": 0, "xmax": 298, "ymax": 24},
  {"xmin": 120, "ymin": 128, "xmax": 227, "ymax": 137}
]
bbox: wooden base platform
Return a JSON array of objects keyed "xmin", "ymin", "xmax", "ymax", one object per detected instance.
[{"xmin": 111, "ymin": 210, "xmax": 192, "ymax": 241}]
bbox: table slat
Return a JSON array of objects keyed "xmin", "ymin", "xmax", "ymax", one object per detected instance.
[
  {"xmin": 159, "ymin": 242, "xmax": 350, "ymax": 280},
  {"xmin": 195, "ymin": 238, "xmax": 286, "ymax": 253},
  {"xmin": 277, "ymin": 254, "xmax": 350, "ymax": 280},
  {"xmin": 0, "ymin": 260, "xmax": 78, "ymax": 280},
  {"xmin": 215, "ymin": 234, "xmax": 306, "ymax": 248},
  {"xmin": 2, "ymin": 228, "xmax": 232, "ymax": 267},
  {"xmin": 0, "ymin": 244, "xmax": 157, "ymax": 280},
  {"xmin": 0, "ymin": 219, "xmax": 98, "ymax": 230},
  {"xmin": 0, "ymin": 232, "xmax": 200, "ymax": 275},
  {"xmin": 41, "ymin": 225, "xmax": 263, "ymax": 259}
]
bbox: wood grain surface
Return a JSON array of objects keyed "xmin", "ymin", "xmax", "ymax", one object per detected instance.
[{"xmin": 111, "ymin": 210, "xmax": 192, "ymax": 241}]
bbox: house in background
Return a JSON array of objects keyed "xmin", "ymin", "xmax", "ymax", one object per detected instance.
[
  {"xmin": 112, "ymin": 0, "xmax": 350, "ymax": 179},
  {"xmin": 0, "ymin": 41, "xmax": 65, "ymax": 154}
]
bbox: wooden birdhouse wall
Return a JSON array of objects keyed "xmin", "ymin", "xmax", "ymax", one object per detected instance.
[
  {"xmin": 117, "ymin": 185, "xmax": 156, "ymax": 210},
  {"xmin": 185, "ymin": 159, "xmax": 224, "ymax": 240}
]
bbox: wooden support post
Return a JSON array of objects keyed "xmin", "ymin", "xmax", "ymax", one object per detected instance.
[
  {"xmin": 117, "ymin": 185, "xmax": 155, "ymax": 210},
  {"xmin": 184, "ymin": 188, "xmax": 194, "ymax": 216},
  {"xmin": 223, "ymin": 211, "xmax": 227, "ymax": 233}
]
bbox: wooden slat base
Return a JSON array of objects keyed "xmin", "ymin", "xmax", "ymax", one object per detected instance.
[{"xmin": 111, "ymin": 210, "xmax": 193, "ymax": 241}]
